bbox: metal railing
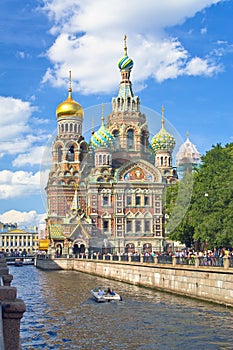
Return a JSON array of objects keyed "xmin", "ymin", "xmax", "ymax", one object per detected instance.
[{"xmin": 36, "ymin": 253, "xmax": 233, "ymax": 269}]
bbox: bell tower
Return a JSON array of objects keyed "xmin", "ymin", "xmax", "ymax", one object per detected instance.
[{"xmin": 46, "ymin": 72, "xmax": 88, "ymax": 229}]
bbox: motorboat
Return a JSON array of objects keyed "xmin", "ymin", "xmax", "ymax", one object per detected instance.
[
  {"xmin": 90, "ymin": 287, "xmax": 122, "ymax": 302},
  {"xmin": 15, "ymin": 259, "xmax": 23, "ymax": 266}
]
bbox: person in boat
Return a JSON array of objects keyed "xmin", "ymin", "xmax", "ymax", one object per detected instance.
[
  {"xmin": 98, "ymin": 288, "xmax": 104, "ymax": 296},
  {"xmin": 107, "ymin": 287, "xmax": 115, "ymax": 296}
]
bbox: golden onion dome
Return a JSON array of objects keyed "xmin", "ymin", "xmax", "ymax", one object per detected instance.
[{"xmin": 56, "ymin": 72, "xmax": 84, "ymax": 119}]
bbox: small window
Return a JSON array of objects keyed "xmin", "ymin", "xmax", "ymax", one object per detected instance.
[
  {"xmin": 136, "ymin": 196, "xmax": 141, "ymax": 205},
  {"xmin": 136, "ymin": 220, "xmax": 141, "ymax": 232},
  {"xmin": 103, "ymin": 220, "xmax": 109, "ymax": 231},
  {"xmin": 126, "ymin": 220, "xmax": 132, "ymax": 232},
  {"xmin": 144, "ymin": 196, "xmax": 149, "ymax": 206},
  {"xmin": 127, "ymin": 196, "xmax": 132, "ymax": 205},
  {"xmin": 103, "ymin": 196, "xmax": 109, "ymax": 206},
  {"xmin": 145, "ymin": 220, "xmax": 150, "ymax": 232}
]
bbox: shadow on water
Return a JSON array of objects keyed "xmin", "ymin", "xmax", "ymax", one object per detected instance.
[{"xmin": 9, "ymin": 265, "xmax": 233, "ymax": 350}]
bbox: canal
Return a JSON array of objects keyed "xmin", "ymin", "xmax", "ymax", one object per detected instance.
[{"xmin": 9, "ymin": 265, "xmax": 233, "ymax": 349}]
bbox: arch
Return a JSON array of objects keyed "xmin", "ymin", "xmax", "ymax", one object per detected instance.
[
  {"xmin": 127, "ymin": 129, "xmax": 134, "ymax": 149},
  {"xmin": 66, "ymin": 144, "xmax": 74, "ymax": 161},
  {"xmin": 141, "ymin": 130, "xmax": 148, "ymax": 149},
  {"xmin": 143, "ymin": 243, "xmax": 152, "ymax": 253},
  {"xmin": 112, "ymin": 129, "xmax": 120, "ymax": 149},
  {"xmin": 55, "ymin": 144, "xmax": 63, "ymax": 163},
  {"xmin": 73, "ymin": 242, "xmax": 86, "ymax": 255},
  {"xmin": 97, "ymin": 177, "xmax": 104, "ymax": 182},
  {"xmin": 125, "ymin": 243, "xmax": 135, "ymax": 254},
  {"xmin": 55, "ymin": 243, "xmax": 63, "ymax": 256},
  {"xmin": 79, "ymin": 142, "xmax": 88, "ymax": 162}
]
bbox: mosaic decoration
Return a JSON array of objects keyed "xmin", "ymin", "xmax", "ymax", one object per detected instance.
[
  {"xmin": 124, "ymin": 167, "xmax": 154, "ymax": 182},
  {"xmin": 49, "ymin": 224, "xmax": 65, "ymax": 239}
]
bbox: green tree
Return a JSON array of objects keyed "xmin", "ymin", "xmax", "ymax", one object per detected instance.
[
  {"xmin": 190, "ymin": 143, "xmax": 233, "ymax": 248},
  {"xmin": 166, "ymin": 143, "xmax": 233, "ymax": 249}
]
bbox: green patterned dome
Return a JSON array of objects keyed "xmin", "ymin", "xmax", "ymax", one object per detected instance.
[
  {"xmin": 151, "ymin": 107, "xmax": 175, "ymax": 152},
  {"xmin": 91, "ymin": 122, "xmax": 114, "ymax": 149}
]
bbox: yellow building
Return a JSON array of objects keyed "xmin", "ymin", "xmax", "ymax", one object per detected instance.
[{"xmin": 0, "ymin": 228, "xmax": 38, "ymax": 255}]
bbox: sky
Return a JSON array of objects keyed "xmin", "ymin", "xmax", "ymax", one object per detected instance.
[{"xmin": 0, "ymin": 0, "xmax": 232, "ymax": 228}]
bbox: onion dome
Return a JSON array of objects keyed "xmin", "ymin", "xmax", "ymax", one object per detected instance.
[
  {"xmin": 91, "ymin": 105, "xmax": 114, "ymax": 149},
  {"xmin": 176, "ymin": 132, "xmax": 201, "ymax": 166},
  {"xmin": 56, "ymin": 71, "xmax": 83, "ymax": 119},
  {"xmin": 151, "ymin": 106, "xmax": 175, "ymax": 152},
  {"xmin": 118, "ymin": 35, "xmax": 134, "ymax": 71}
]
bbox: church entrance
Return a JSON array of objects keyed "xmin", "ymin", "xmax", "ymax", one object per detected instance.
[{"xmin": 73, "ymin": 242, "xmax": 86, "ymax": 255}]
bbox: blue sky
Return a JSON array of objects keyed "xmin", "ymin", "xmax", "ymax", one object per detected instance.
[{"xmin": 0, "ymin": 0, "xmax": 232, "ymax": 227}]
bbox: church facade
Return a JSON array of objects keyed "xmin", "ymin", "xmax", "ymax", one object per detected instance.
[{"xmin": 45, "ymin": 37, "xmax": 182, "ymax": 256}]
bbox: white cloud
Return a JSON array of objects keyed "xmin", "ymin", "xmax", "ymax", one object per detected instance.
[
  {"xmin": 0, "ymin": 209, "xmax": 46, "ymax": 228},
  {"xmin": 0, "ymin": 96, "xmax": 52, "ymax": 163},
  {"xmin": 185, "ymin": 57, "xmax": 222, "ymax": 76},
  {"xmin": 12, "ymin": 145, "xmax": 51, "ymax": 167},
  {"xmin": 200, "ymin": 27, "xmax": 207, "ymax": 35},
  {"xmin": 0, "ymin": 170, "xmax": 41, "ymax": 199},
  {"xmin": 41, "ymin": 0, "xmax": 223, "ymax": 94}
]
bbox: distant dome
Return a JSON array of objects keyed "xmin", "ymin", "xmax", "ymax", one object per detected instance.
[
  {"xmin": 176, "ymin": 135, "xmax": 201, "ymax": 166},
  {"xmin": 56, "ymin": 88, "xmax": 83, "ymax": 119},
  {"xmin": 151, "ymin": 107, "xmax": 175, "ymax": 153},
  {"xmin": 91, "ymin": 123, "xmax": 114, "ymax": 149}
]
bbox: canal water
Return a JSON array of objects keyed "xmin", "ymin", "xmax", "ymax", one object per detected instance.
[{"xmin": 9, "ymin": 265, "xmax": 233, "ymax": 350}]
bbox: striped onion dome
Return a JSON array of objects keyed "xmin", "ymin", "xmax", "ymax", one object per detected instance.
[
  {"xmin": 118, "ymin": 55, "xmax": 134, "ymax": 70},
  {"xmin": 91, "ymin": 115, "xmax": 114, "ymax": 149},
  {"xmin": 151, "ymin": 106, "xmax": 175, "ymax": 152}
]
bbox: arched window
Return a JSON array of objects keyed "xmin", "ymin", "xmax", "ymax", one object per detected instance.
[
  {"xmin": 127, "ymin": 129, "xmax": 134, "ymax": 149},
  {"xmin": 57, "ymin": 146, "xmax": 62, "ymax": 162},
  {"xmin": 67, "ymin": 145, "xmax": 74, "ymax": 161},
  {"xmin": 74, "ymin": 124, "xmax": 77, "ymax": 133},
  {"xmin": 113, "ymin": 130, "xmax": 120, "ymax": 149}
]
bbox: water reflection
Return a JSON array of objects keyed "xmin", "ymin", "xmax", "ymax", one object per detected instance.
[{"xmin": 10, "ymin": 265, "xmax": 233, "ymax": 349}]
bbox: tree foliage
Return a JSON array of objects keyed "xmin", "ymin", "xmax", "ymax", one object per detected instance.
[{"xmin": 166, "ymin": 143, "xmax": 233, "ymax": 249}]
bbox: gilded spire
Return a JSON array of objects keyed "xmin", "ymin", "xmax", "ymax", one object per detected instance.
[
  {"xmin": 186, "ymin": 131, "xmax": 190, "ymax": 138},
  {"xmin": 69, "ymin": 70, "xmax": 72, "ymax": 92},
  {"xmin": 68, "ymin": 70, "xmax": 72, "ymax": 99},
  {"xmin": 161, "ymin": 105, "xmax": 165, "ymax": 129},
  {"xmin": 92, "ymin": 118, "xmax": 95, "ymax": 134},
  {"xmin": 124, "ymin": 34, "xmax": 127, "ymax": 56},
  {"xmin": 101, "ymin": 103, "xmax": 105, "ymax": 126}
]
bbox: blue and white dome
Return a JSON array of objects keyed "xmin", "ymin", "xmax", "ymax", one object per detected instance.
[{"xmin": 91, "ymin": 122, "xmax": 114, "ymax": 149}]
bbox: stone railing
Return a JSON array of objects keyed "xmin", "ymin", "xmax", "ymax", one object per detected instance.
[
  {"xmin": 37, "ymin": 253, "xmax": 233, "ymax": 270},
  {"xmin": 0, "ymin": 254, "xmax": 26, "ymax": 350}
]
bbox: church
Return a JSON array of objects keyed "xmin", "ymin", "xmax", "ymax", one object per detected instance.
[{"xmin": 45, "ymin": 36, "xmax": 200, "ymax": 256}]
